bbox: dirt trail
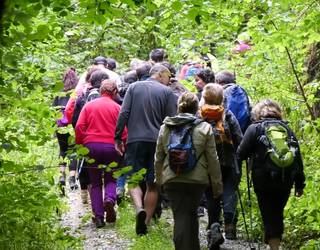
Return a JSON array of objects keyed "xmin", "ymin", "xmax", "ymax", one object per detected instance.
[
  {"xmin": 60, "ymin": 188, "xmax": 131, "ymax": 250},
  {"xmin": 61, "ymin": 187, "xmax": 267, "ymax": 250}
]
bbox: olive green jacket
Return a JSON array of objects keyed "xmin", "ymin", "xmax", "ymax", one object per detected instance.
[{"xmin": 154, "ymin": 113, "xmax": 223, "ymax": 198}]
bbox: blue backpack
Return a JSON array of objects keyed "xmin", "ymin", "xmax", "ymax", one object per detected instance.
[
  {"xmin": 223, "ymin": 83, "xmax": 251, "ymax": 133},
  {"xmin": 167, "ymin": 119, "xmax": 204, "ymax": 175}
]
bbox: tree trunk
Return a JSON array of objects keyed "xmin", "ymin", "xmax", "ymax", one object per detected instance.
[{"xmin": 306, "ymin": 42, "xmax": 320, "ymax": 118}]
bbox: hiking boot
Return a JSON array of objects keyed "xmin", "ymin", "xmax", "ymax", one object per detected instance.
[
  {"xmin": 92, "ymin": 217, "xmax": 105, "ymax": 228},
  {"xmin": 207, "ymin": 223, "xmax": 224, "ymax": 250},
  {"xmin": 69, "ymin": 176, "xmax": 78, "ymax": 190},
  {"xmin": 197, "ymin": 206, "xmax": 205, "ymax": 217},
  {"xmin": 104, "ymin": 200, "xmax": 116, "ymax": 223},
  {"xmin": 80, "ymin": 189, "xmax": 89, "ymax": 204},
  {"xmin": 135, "ymin": 208, "xmax": 147, "ymax": 235},
  {"xmin": 225, "ymin": 223, "xmax": 237, "ymax": 240}
]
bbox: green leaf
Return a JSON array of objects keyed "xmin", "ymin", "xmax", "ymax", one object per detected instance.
[
  {"xmin": 171, "ymin": 1, "xmax": 183, "ymax": 11},
  {"xmin": 77, "ymin": 146, "xmax": 89, "ymax": 156},
  {"xmin": 87, "ymin": 158, "xmax": 95, "ymax": 164},
  {"xmin": 108, "ymin": 161, "xmax": 118, "ymax": 168}
]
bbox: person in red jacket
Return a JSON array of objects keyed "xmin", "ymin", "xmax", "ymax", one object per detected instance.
[{"xmin": 75, "ymin": 79, "xmax": 127, "ymax": 228}]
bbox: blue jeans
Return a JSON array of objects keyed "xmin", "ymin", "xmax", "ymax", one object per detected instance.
[{"xmin": 205, "ymin": 168, "xmax": 238, "ymax": 228}]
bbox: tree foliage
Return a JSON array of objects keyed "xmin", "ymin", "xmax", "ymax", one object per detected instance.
[{"xmin": 1, "ymin": 0, "xmax": 320, "ymax": 248}]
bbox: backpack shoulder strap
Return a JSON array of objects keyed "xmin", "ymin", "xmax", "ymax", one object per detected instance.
[{"xmin": 86, "ymin": 88, "xmax": 100, "ymax": 102}]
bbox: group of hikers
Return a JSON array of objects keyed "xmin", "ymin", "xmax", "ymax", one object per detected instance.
[{"xmin": 53, "ymin": 48, "xmax": 306, "ymax": 250}]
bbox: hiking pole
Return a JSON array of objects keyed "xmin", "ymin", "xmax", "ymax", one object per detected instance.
[
  {"xmin": 246, "ymin": 159, "xmax": 256, "ymax": 250},
  {"xmin": 237, "ymin": 187, "xmax": 256, "ymax": 250}
]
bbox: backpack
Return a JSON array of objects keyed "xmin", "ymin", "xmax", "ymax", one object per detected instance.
[
  {"xmin": 71, "ymin": 88, "xmax": 100, "ymax": 128},
  {"xmin": 209, "ymin": 112, "xmax": 235, "ymax": 168},
  {"xmin": 258, "ymin": 120, "xmax": 299, "ymax": 181},
  {"xmin": 223, "ymin": 83, "xmax": 251, "ymax": 133},
  {"xmin": 167, "ymin": 119, "xmax": 203, "ymax": 175}
]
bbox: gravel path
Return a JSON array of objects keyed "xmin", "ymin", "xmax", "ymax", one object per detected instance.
[
  {"xmin": 60, "ymin": 188, "xmax": 131, "ymax": 250},
  {"xmin": 60, "ymin": 186, "xmax": 267, "ymax": 250}
]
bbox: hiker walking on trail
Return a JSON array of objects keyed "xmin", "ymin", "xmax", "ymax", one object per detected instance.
[
  {"xmin": 114, "ymin": 64, "xmax": 177, "ymax": 235},
  {"xmin": 215, "ymin": 70, "xmax": 251, "ymax": 133},
  {"xmin": 75, "ymin": 79, "xmax": 127, "ymax": 228},
  {"xmin": 200, "ymin": 84, "xmax": 243, "ymax": 248},
  {"xmin": 237, "ymin": 99, "xmax": 305, "ymax": 250},
  {"xmin": 154, "ymin": 92, "xmax": 223, "ymax": 250},
  {"xmin": 53, "ymin": 67, "xmax": 79, "ymax": 190}
]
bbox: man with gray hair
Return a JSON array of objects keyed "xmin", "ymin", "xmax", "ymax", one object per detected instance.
[{"xmin": 115, "ymin": 64, "xmax": 177, "ymax": 235}]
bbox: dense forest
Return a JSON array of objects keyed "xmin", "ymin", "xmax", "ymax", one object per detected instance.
[{"xmin": 1, "ymin": 0, "xmax": 320, "ymax": 249}]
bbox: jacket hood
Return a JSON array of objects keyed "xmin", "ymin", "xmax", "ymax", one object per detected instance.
[
  {"xmin": 163, "ymin": 113, "xmax": 198, "ymax": 127},
  {"xmin": 200, "ymin": 104, "xmax": 224, "ymax": 121}
]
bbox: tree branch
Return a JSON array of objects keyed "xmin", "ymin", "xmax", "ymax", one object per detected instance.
[
  {"xmin": 284, "ymin": 47, "xmax": 316, "ymax": 120},
  {"xmin": 269, "ymin": 20, "xmax": 316, "ymax": 120}
]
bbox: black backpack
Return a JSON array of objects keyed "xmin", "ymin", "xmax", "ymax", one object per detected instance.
[
  {"xmin": 72, "ymin": 88, "xmax": 100, "ymax": 128},
  {"xmin": 167, "ymin": 119, "xmax": 204, "ymax": 175}
]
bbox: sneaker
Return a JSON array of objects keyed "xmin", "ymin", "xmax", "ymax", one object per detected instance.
[
  {"xmin": 69, "ymin": 176, "xmax": 78, "ymax": 190},
  {"xmin": 197, "ymin": 206, "xmax": 205, "ymax": 217},
  {"xmin": 104, "ymin": 200, "xmax": 116, "ymax": 223},
  {"xmin": 207, "ymin": 223, "xmax": 224, "ymax": 250},
  {"xmin": 92, "ymin": 217, "xmax": 105, "ymax": 228},
  {"xmin": 80, "ymin": 189, "xmax": 88, "ymax": 204},
  {"xmin": 225, "ymin": 223, "xmax": 237, "ymax": 240},
  {"xmin": 135, "ymin": 208, "xmax": 147, "ymax": 235}
]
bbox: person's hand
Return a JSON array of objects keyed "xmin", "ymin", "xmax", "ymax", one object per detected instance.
[
  {"xmin": 295, "ymin": 188, "xmax": 303, "ymax": 197},
  {"xmin": 115, "ymin": 140, "xmax": 125, "ymax": 156}
]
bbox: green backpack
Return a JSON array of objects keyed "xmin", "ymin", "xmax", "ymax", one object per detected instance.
[{"xmin": 259, "ymin": 120, "xmax": 298, "ymax": 169}]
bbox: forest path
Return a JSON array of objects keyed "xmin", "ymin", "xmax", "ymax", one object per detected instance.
[
  {"xmin": 60, "ymin": 187, "xmax": 131, "ymax": 250},
  {"xmin": 60, "ymin": 185, "xmax": 268, "ymax": 250}
]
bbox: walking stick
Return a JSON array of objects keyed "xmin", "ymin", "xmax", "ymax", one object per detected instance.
[{"xmin": 246, "ymin": 158, "xmax": 256, "ymax": 250}]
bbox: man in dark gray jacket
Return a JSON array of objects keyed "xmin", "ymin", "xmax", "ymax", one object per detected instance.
[{"xmin": 115, "ymin": 64, "xmax": 177, "ymax": 235}]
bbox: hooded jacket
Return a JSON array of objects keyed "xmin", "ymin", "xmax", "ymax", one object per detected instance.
[{"xmin": 154, "ymin": 113, "xmax": 223, "ymax": 198}]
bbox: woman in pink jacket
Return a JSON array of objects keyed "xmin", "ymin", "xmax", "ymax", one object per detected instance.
[{"xmin": 76, "ymin": 79, "xmax": 127, "ymax": 228}]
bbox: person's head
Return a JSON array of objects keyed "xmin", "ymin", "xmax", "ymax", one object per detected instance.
[
  {"xmin": 130, "ymin": 58, "xmax": 145, "ymax": 70},
  {"xmin": 106, "ymin": 58, "xmax": 117, "ymax": 71},
  {"xmin": 215, "ymin": 70, "xmax": 236, "ymax": 85},
  {"xmin": 93, "ymin": 56, "xmax": 108, "ymax": 67},
  {"xmin": 63, "ymin": 68, "xmax": 78, "ymax": 91},
  {"xmin": 177, "ymin": 92, "xmax": 199, "ymax": 114},
  {"xmin": 149, "ymin": 48, "xmax": 167, "ymax": 63},
  {"xmin": 194, "ymin": 68, "xmax": 215, "ymax": 92},
  {"xmin": 160, "ymin": 61, "xmax": 176, "ymax": 77},
  {"xmin": 85, "ymin": 65, "xmax": 100, "ymax": 84},
  {"xmin": 89, "ymin": 70, "xmax": 109, "ymax": 89},
  {"xmin": 149, "ymin": 64, "xmax": 171, "ymax": 86},
  {"xmin": 100, "ymin": 79, "xmax": 118, "ymax": 98},
  {"xmin": 252, "ymin": 99, "xmax": 283, "ymax": 121},
  {"xmin": 202, "ymin": 83, "xmax": 224, "ymax": 105},
  {"xmin": 123, "ymin": 70, "xmax": 138, "ymax": 84},
  {"xmin": 136, "ymin": 62, "xmax": 152, "ymax": 80}
]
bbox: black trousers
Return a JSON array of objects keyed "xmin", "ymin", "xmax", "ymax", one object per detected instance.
[
  {"xmin": 56, "ymin": 132, "xmax": 77, "ymax": 171},
  {"xmin": 255, "ymin": 188, "xmax": 291, "ymax": 242},
  {"xmin": 164, "ymin": 182, "xmax": 206, "ymax": 250}
]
